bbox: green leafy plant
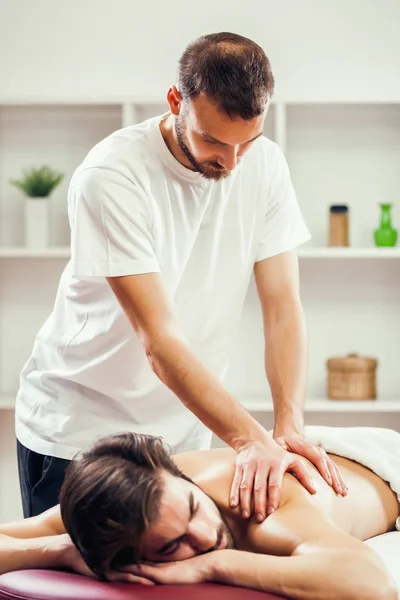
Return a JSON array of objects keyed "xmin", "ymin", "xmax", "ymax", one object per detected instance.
[{"xmin": 10, "ymin": 165, "xmax": 64, "ymax": 198}]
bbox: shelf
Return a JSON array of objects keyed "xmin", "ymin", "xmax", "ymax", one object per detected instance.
[
  {"xmin": 0, "ymin": 97, "xmax": 168, "ymax": 106},
  {"xmin": 0, "ymin": 246, "xmax": 70, "ymax": 258},
  {"xmin": 298, "ymin": 247, "xmax": 400, "ymax": 259},
  {"xmin": 240, "ymin": 397, "xmax": 400, "ymax": 413},
  {"xmin": 2, "ymin": 393, "xmax": 398, "ymax": 412},
  {"xmin": 0, "ymin": 246, "xmax": 399, "ymax": 260},
  {"xmin": 1, "ymin": 98, "xmax": 400, "ymax": 106}
]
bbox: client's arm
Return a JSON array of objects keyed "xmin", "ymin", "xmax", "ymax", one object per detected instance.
[
  {"xmin": 134, "ymin": 503, "xmax": 397, "ymax": 600},
  {"xmin": 0, "ymin": 531, "xmax": 77, "ymax": 575},
  {"xmin": 0, "ymin": 505, "xmax": 64, "ymax": 539},
  {"xmin": 212, "ymin": 506, "xmax": 396, "ymax": 600},
  {"xmin": 0, "ymin": 506, "xmax": 87, "ymax": 576}
]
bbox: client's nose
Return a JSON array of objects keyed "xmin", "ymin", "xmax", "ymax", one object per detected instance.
[{"xmin": 187, "ymin": 519, "xmax": 218, "ymax": 553}]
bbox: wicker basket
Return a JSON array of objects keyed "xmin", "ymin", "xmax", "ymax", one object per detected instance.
[{"xmin": 326, "ymin": 353, "xmax": 377, "ymax": 400}]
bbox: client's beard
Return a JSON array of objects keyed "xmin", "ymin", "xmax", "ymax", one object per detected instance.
[
  {"xmin": 179, "ymin": 473, "xmax": 236, "ymax": 551},
  {"xmin": 214, "ymin": 510, "xmax": 236, "ymax": 551},
  {"xmin": 174, "ymin": 116, "xmax": 230, "ymax": 182}
]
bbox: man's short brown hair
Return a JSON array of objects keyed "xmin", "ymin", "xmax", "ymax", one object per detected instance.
[{"xmin": 178, "ymin": 32, "xmax": 275, "ymax": 120}]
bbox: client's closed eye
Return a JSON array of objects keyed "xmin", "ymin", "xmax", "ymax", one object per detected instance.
[
  {"xmin": 158, "ymin": 499, "xmax": 200, "ymax": 556},
  {"xmin": 160, "ymin": 539, "xmax": 182, "ymax": 556}
]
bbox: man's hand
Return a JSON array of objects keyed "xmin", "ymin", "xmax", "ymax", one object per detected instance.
[
  {"xmin": 230, "ymin": 440, "xmax": 318, "ymax": 522},
  {"xmin": 59, "ymin": 533, "xmax": 155, "ymax": 585},
  {"xmin": 115, "ymin": 552, "xmax": 216, "ymax": 586},
  {"xmin": 274, "ymin": 432, "xmax": 347, "ymax": 497},
  {"xmin": 56, "ymin": 534, "xmax": 96, "ymax": 579}
]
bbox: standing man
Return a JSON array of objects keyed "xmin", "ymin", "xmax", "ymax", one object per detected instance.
[{"xmin": 15, "ymin": 32, "xmax": 346, "ymax": 522}]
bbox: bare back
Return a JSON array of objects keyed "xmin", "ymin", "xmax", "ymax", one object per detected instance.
[
  {"xmin": 1, "ymin": 444, "xmax": 398, "ymax": 560},
  {"xmin": 174, "ymin": 447, "xmax": 400, "ymax": 553}
]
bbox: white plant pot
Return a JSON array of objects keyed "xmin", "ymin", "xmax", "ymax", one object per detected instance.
[{"xmin": 25, "ymin": 197, "xmax": 49, "ymax": 248}]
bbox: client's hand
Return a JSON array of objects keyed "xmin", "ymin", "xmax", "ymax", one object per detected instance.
[
  {"xmin": 60, "ymin": 533, "xmax": 155, "ymax": 585},
  {"xmin": 106, "ymin": 569, "xmax": 155, "ymax": 585},
  {"xmin": 274, "ymin": 432, "xmax": 347, "ymax": 497},
  {"xmin": 56, "ymin": 534, "xmax": 95, "ymax": 578},
  {"xmin": 117, "ymin": 552, "xmax": 215, "ymax": 585},
  {"xmin": 230, "ymin": 440, "xmax": 318, "ymax": 522}
]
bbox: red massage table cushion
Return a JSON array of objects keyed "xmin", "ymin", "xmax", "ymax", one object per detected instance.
[{"xmin": 0, "ymin": 570, "xmax": 286, "ymax": 599}]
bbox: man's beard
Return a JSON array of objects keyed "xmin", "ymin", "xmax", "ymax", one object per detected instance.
[
  {"xmin": 180, "ymin": 474, "xmax": 236, "ymax": 552},
  {"xmin": 215, "ymin": 507, "xmax": 237, "ymax": 551},
  {"xmin": 174, "ymin": 116, "xmax": 230, "ymax": 182}
]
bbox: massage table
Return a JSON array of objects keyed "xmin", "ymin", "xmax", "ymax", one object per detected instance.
[
  {"xmin": 0, "ymin": 570, "xmax": 284, "ymax": 599},
  {"xmin": 0, "ymin": 532, "xmax": 398, "ymax": 600}
]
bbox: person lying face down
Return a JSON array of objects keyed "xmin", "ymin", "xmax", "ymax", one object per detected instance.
[
  {"xmin": 60, "ymin": 433, "xmax": 236, "ymax": 573},
  {"xmin": 57, "ymin": 431, "xmax": 399, "ymax": 599}
]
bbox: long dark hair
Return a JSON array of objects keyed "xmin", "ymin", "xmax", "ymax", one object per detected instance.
[
  {"xmin": 178, "ymin": 32, "xmax": 275, "ymax": 119},
  {"xmin": 60, "ymin": 432, "xmax": 187, "ymax": 580}
]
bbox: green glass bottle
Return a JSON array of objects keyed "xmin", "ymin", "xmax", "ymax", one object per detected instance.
[{"xmin": 374, "ymin": 203, "xmax": 398, "ymax": 247}]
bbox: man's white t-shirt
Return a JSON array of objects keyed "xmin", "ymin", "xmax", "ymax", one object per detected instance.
[{"xmin": 15, "ymin": 113, "xmax": 311, "ymax": 460}]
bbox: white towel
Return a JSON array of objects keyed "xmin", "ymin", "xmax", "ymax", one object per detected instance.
[
  {"xmin": 303, "ymin": 425, "xmax": 400, "ymax": 531},
  {"xmin": 365, "ymin": 532, "xmax": 400, "ymax": 596}
]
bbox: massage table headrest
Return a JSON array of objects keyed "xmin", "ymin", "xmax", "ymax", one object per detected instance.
[{"xmin": 0, "ymin": 570, "xmax": 285, "ymax": 599}]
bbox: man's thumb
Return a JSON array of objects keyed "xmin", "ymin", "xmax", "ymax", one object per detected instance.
[{"xmin": 274, "ymin": 437, "xmax": 288, "ymax": 451}]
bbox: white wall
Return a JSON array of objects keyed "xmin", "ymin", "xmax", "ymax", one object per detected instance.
[
  {"xmin": 0, "ymin": 0, "xmax": 400, "ymax": 522},
  {"xmin": 1, "ymin": 0, "xmax": 400, "ymax": 102},
  {"xmin": 225, "ymin": 261, "xmax": 400, "ymax": 401}
]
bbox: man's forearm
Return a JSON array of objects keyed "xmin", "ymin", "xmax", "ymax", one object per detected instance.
[
  {"xmin": 210, "ymin": 548, "xmax": 396, "ymax": 600},
  {"xmin": 263, "ymin": 299, "xmax": 308, "ymax": 434},
  {"xmin": 147, "ymin": 334, "xmax": 272, "ymax": 452},
  {"xmin": 0, "ymin": 533, "xmax": 66, "ymax": 575}
]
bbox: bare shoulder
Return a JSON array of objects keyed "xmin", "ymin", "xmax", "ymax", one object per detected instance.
[
  {"xmin": 0, "ymin": 504, "xmax": 65, "ymax": 539},
  {"xmin": 245, "ymin": 482, "xmax": 365, "ymax": 558},
  {"xmin": 245, "ymin": 454, "xmax": 399, "ymax": 557},
  {"xmin": 40, "ymin": 504, "xmax": 66, "ymax": 535},
  {"xmin": 173, "ymin": 447, "xmax": 236, "ymax": 485}
]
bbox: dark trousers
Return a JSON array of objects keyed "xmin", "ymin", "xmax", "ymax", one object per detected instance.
[{"xmin": 17, "ymin": 440, "xmax": 71, "ymax": 518}]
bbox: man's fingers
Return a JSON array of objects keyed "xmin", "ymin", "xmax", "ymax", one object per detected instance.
[
  {"xmin": 283, "ymin": 436, "xmax": 348, "ymax": 497},
  {"xmin": 286, "ymin": 438, "xmax": 332, "ymax": 486},
  {"xmin": 230, "ymin": 464, "xmax": 243, "ymax": 507},
  {"xmin": 309, "ymin": 454, "xmax": 331, "ymax": 486},
  {"xmin": 290, "ymin": 459, "xmax": 317, "ymax": 495},
  {"xmin": 327, "ymin": 459, "xmax": 347, "ymax": 496},
  {"xmin": 285, "ymin": 438, "xmax": 348, "ymax": 495},
  {"xmin": 336, "ymin": 464, "xmax": 348, "ymax": 495},
  {"xmin": 253, "ymin": 465, "xmax": 269, "ymax": 522},
  {"xmin": 327, "ymin": 459, "xmax": 342, "ymax": 494},
  {"xmin": 239, "ymin": 464, "xmax": 257, "ymax": 518},
  {"xmin": 274, "ymin": 436, "xmax": 288, "ymax": 451},
  {"xmin": 266, "ymin": 463, "xmax": 285, "ymax": 515}
]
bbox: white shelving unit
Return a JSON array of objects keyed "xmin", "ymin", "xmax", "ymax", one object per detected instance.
[
  {"xmin": 2, "ymin": 394, "xmax": 400, "ymax": 413},
  {"xmin": 240, "ymin": 397, "xmax": 400, "ymax": 413},
  {"xmin": 0, "ymin": 246, "xmax": 71, "ymax": 258},
  {"xmin": 0, "ymin": 96, "xmax": 399, "ymax": 523},
  {"xmin": 0, "ymin": 98, "xmax": 399, "ymax": 413},
  {"xmin": 298, "ymin": 247, "xmax": 400, "ymax": 259},
  {"xmin": 1, "ymin": 246, "xmax": 400, "ymax": 259}
]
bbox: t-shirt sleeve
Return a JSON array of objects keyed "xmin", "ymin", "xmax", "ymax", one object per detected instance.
[
  {"xmin": 69, "ymin": 167, "xmax": 160, "ymax": 277},
  {"xmin": 255, "ymin": 143, "xmax": 311, "ymax": 262}
]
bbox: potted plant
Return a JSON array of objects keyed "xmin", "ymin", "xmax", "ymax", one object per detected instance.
[{"xmin": 10, "ymin": 165, "xmax": 64, "ymax": 248}]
